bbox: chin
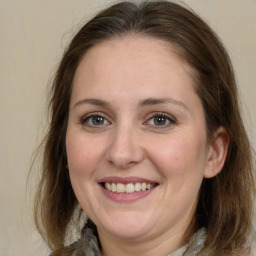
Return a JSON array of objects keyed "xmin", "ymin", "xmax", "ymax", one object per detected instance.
[
  {"xmin": 96, "ymin": 213, "xmax": 155, "ymax": 241},
  {"xmin": 104, "ymin": 226, "xmax": 151, "ymax": 241}
]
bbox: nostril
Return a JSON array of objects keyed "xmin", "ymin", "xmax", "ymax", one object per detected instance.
[
  {"xmin": 106, "ymin": 134, "xmax": 145, "ymax": 168},
  {"xmin": 107, "ymin": 159, "xmax": 138, "ymax": 169}
]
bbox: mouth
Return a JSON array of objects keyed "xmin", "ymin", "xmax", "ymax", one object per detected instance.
[
  {"xmin": 98, "ymin": 177, "xmax": 159, "ymax": 202},
  {"xmin": 101, "ymin": 182, "xmax": 158, "ymax": 193}
]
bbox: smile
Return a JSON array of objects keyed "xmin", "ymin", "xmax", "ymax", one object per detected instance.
[
  {"xmin": 98, "ymin": 177, "xmax": 159, "ymax": 202},
  {"xmin": 104, "ymin": 182, "xmax": 156, "ymax": 193}
]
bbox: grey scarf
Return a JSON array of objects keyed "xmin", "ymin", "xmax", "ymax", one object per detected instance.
[{"xmin": 70, "ymin": 221, "xmax": 206, "ymax": 256}]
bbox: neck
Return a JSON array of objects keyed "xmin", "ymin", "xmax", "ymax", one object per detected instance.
[{"xmin": 98, "ymin": 227, "xmax": 190, "ymax": 256}]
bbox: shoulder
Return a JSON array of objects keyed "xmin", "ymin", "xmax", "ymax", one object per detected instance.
[
  {"xmin": 50, "ymin": 221, "xmax": 101, "ymax": 256},
  {"xmin": 245, "ymin": 228, "xmax": 256, "ymax": 256},
  {"xmin": 49, "ymin": 241, "xmax": 79, "ymax": 256},
  {"xmin": 249, "ymin": 236, "xmax": 256, "ymax": 256},
  {"xmin": 49, "ymin": 220, "xmax": 101, "ymax": 256}
]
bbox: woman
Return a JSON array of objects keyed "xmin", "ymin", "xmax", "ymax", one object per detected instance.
[{"xmin": 34, "ymin": 1, "xmax": 255, "ymax": 255}]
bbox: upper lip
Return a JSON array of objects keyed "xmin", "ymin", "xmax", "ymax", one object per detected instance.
[{"xmin": 97, "ymin": 176, "xmax": 159, "ymax": 184}]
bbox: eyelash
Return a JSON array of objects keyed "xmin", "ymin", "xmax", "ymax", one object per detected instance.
[
  {"xmin": 145, "ymin": 112, "xmax": 176, "ymax": 129},
  {"xmin": 80, "ymin": 112, "xmax": 111, "ymax": 128},
  {"xmin": 80, "ymin": 112, "xmax": 176, "ymax": 129}
]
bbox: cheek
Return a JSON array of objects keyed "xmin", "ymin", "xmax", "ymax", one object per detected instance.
[
  {"xmin": 147, "ymin": 132, "xmax": 207, "ymax": 179},
  {"xmin": 66, "ymin": 131, "xmax": 105, "ymax": 177}
]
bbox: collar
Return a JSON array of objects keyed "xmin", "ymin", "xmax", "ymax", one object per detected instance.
[{"xmin": 71, "ymin": 221, "xmax": 206, "ymax": 256}]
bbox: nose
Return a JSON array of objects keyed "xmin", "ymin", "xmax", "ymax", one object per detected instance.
[{"xmin": 106, "ymin": 126, "xmax": 144, "ymax": 169}]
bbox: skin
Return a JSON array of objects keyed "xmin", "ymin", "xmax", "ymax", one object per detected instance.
[{"xmin": 66, "ymin": 35, "xmax": 228, "ymax": 256}]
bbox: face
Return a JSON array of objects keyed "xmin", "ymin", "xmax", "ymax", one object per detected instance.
[{"xmin": 66, "ymin": 35, "xmax": 214, "ymax": 244}]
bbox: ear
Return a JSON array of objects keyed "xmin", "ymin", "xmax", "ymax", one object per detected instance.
[{"xmin": 204, "ymin": 126, "xmax": 229, "ymax": 178}]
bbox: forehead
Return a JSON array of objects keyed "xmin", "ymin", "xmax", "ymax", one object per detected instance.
[
  {"xmin": 80, "ymin": 35, "xmax": 192, "ymax": 72},
  {"xmin": 72, "ymin": 35, "xmax": 196, "ymax": 96},
  {"xmin": 70, "ymin": 35, "xmax": 205, "ymax": 128}
]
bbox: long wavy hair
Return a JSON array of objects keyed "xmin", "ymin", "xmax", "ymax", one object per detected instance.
[{"xmin": 33, "ymin": 1, "xmax": 255, "ymax": 255}]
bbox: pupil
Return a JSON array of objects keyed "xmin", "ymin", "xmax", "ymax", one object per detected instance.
[
  {"xmin": 154, "ymin": 116, "xmax": 166, "ymax": 125},
  {"xmin": 93, "ymin": 116, "xmax": 104, "ymax": 125}
]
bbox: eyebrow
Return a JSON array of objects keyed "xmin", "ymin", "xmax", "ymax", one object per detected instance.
[
  {"xmin": 139, "ymin": 97, "xmax": 188, "ymax": 110},
  {"xmin": 73, "ymin": 97, "xmax": 188, "ymax": 110},
  {"xmin": 73, "ymin": 98, "xmax": 111, "ymax": 109}
]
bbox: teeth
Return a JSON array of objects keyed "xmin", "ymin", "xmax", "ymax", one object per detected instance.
[
  {"xmin": 105, "ymin": 182, "xmax": 111, "ymax": 191},
  {"xmin": 146, "ymin": 183, "xmax": 151, "ymax": 189},
  {"xmin": 126, "ymin": 183, "xmax": 134, "ymax": 193},
  {"xmin": 111, "ymin": 183, "xmax": 117, "ymax": 192},
  {"xmin": 141, "ymin": 182, "xmax": 146, "ymax": 191},
  {"xmin": 116, "ymin": 183, "xmax": 125, "ymax": 193},
  {"xmin": 104, "ymin": 182, "xmax": 155, "ymax": 193},
  {"xmin": 134, "ymin": 182, "xmax": 141, "ymax": 191}
]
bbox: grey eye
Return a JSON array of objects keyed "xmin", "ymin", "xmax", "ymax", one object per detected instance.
[
  {"xmin": 83, "ymin": 115, "xmax": 110, "ymax": 126},
  {"xmin": 153, "ymin": 116, "xmax": 168, "ymax": 126},
  {"xmin": 91, "ymin": 116, "xmax": 105, "ymax": 125}
]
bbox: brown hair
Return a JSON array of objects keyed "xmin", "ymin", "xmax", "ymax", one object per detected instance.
[{"xmin": 33, "ymin": 1, "xmax": 255, "ymax": 255}]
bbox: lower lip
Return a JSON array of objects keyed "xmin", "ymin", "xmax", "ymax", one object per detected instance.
[{"xmin": 100, "ymin": 185, "xmax": 157, "ymax": 203}]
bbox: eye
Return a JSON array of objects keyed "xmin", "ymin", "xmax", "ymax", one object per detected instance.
[
  {"xmin": 146, "ymin": 112, "xmax": 176, "ymax": 128},
  {"xmin": 81, "ymin": 113, "xmax": 111, "ymax": 127}
]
